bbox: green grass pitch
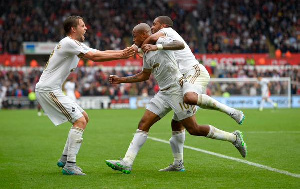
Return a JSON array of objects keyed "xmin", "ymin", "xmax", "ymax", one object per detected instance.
[{"xmin": 0, "ymin": 108, "xmax": 299, "ymax": 188}]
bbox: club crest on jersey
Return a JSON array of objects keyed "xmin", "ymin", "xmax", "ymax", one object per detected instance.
[{"xmin": 153, "ymin": 63, "xmax": 160, "ymax": 69}]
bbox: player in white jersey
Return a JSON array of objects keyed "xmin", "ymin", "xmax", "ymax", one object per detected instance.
[
  {"xmin": 105, "ymin": 23, "xmax": 247, "ymax": 174},
  {"xmin": 139, "ymin": 16, "xmax": 245, "ymax": 171},
  {"xmin": 35, "ymin": 16, "xmax": 135, "ymax": 175},
  {"xmin": 64, "ymin": 77, "xmax": 76, "ymax": 101},
  {"xmin": 258, "ymin": 77, "xmax": 278, "ymax": 111}
]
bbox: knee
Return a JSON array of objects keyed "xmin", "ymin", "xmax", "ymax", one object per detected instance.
[
  {"xmin": 74, "ymin": 117, "xmax": 87, "ymax": 129},
  {"xmin": 171, "ymin": 120, "xmax": 184, "ymax": 131},
  {"xmin": 138, "ymin": 118, "xmax": 148, "ymax": 131},
  {"xmin": 84, "ymin": 114, "xmax": 89, "ymax": 124},
  {"xmin": 82, "ymin": 112, "xmax": 89, "ymax": 124},
  {"xmin": 183, "ymin": 93, "xmax": 197, "ymax": 105}
]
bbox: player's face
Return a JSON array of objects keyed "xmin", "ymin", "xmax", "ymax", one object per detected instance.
[
  {"xmin": 75, "ymin": 19, "xmax": 87, "ymax": 42},
  {"xmin": 151, "ymin": 18, "xmax": 163, "ymax": 33},
  {"xmin": 132, "ymin": 31, "xmax": 146, "ymax": 47}
]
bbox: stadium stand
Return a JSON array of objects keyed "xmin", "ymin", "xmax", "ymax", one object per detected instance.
[
  {"xmin": 0, "ymin": 0, "xmax": 299, "ymax": 108},
  {"xmin": 1, "ymin": 0, "xmax": 298, "ymax": 54}
]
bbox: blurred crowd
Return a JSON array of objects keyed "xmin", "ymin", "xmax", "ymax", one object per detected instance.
[
  {"xmin": 194, "ymin": 0, "xmax": 299, "ymax": 53},
  {"xmin": 0, "ymin": 0, "xmax": 298, "ymax": 54},
  {"xmin": 0, "ymin": 65, "xmax": 299, "ymax": 103},
  {"xmin": 207, "ymin": 66, "xmax": 300, "ymax": 96}
]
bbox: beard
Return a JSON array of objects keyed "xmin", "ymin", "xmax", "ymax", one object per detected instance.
[{"xmin": 78, "ymin": 35, "xmax": 85, "ymax": 42}]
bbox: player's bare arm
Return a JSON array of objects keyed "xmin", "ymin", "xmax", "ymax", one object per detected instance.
[
  {"xmin": 83, "ymin": 47, "xmax": 135, "ymax": 62},
  {"xmin": 141, "ymin": 40, "xmax": 184, "ymax": 53},
  {"xmin": 142, "ymin": 32, "xmax": 165, "ymax": 46},
  {"xmin": 109, "ymin": 69, "xmax": 151, "ymax": 84}
]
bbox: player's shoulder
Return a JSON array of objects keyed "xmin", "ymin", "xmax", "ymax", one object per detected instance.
[
  {"xmin": 157, "ymin": 36, "xmax": 174, "ymax": 44},
  {"xmin": 61, "ymin": 37, "xmax": 83, "ymax": 47}
]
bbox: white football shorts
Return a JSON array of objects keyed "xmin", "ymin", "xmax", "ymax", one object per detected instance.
[
  {"xmin": 261, "ymin": 89, "xmax": 270, "ymax": 98},
  {"xmin": 36, "ymin": 89, "xmax": 84, "ymax": 126},
  {"xmin": 146, "ymin": 85, "xmax": 196, "ymax": 121},
  {"xmin": 182, "ymin": 63, "xmax": 210, "ymax": 95}
]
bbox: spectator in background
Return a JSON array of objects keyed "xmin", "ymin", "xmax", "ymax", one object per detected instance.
[{"xmin": 1, "ymin": 0, "xmax": 297, "ymax": 54}]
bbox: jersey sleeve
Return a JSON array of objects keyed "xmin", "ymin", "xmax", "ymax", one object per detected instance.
[
  {"xmin": 64, "ymin": 39, "xmax": 94, "ymax": 57},
  {"xmin": 143, "ymin": 53, "xmax": 153, "ymax": 70},
  {"xmin": 159, "ymin": 28, "xmax": 168, "ymax": 36},
  {"xmin": 156, "ymin": 36, "xmax": 175, "ymax": 45}
]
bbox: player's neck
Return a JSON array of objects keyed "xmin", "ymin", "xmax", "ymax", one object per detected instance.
[{"xmin": 68, "ymin": 34, "xmax": 79, "ymax": 42}]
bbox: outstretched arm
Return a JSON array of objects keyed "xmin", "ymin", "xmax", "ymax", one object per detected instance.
[
  {"xmin": 109, "ymin": 69, "xmax": 152, "ymax": 84},
  {"xmin": 83, "ymin": 47, "xmax": 135, "ymax": 62},
  {"xmin": 142, "ymin": 40, "xmax": 184, "ymax": 53}
]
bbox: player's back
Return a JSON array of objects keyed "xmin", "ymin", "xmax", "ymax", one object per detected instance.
[
  {"xmin": 36, "ymin": 37, "xmax": 81, "ymax": 92},
  {"xmin": 159, "ymin": 27, "xmax": 198, "ymax": 74}
]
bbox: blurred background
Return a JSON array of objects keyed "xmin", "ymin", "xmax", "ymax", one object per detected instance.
[{"xmin": 0, "ymin": 0, "xmax": 299, "ymax": 110}]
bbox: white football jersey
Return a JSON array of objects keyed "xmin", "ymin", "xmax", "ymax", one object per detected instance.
[
  {"xmin": 64, "ymin": 81, "xmax": 76, "ymax": 101},
  {"xmin": 143, "ymin": 37, "xmax": 182, "ymax": 94},
  {"xmin": 159, "ymin": 27, "xmax": 199, "ymax": 74},
  {"xmin": 260, "ymin": 78, "xmax": 269, "ymax": 94},
  {"xmin": 36, "ymin": 37, "xmax": 96, "ymax": 91}
]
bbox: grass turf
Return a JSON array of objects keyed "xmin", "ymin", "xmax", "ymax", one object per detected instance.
[{"xmin": 0, "ymin": 108, "xmax": 299, "ymax": 188}]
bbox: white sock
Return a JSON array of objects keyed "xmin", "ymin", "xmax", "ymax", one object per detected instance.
[
  {"xmin": 266, "ymin": 98, "xmax": 276, "ymax": 106},
  {"xmin": 123, "ymin": 129, "xmax": 148, "ymax": 166},
  {"xmin": 206, "ymin": 125, "xmax": 236, "ymax": 143},
  {"xmin": 66, "ymin": 127, "xmax": 83, "ymax": 164},
  {"xmin": 260, "ymin": 99, "xmax": 266, "ymax": 110},
  {"xmin": 59, "ymin": 137, "xmax": 69, "ymax": 162},
  {"xmin": 198, "ymin": 94, "xmax": 233, "ymax": 115},
  {"xmin": 62, "ymin": 137, "xmax": 69, "ymax": 156},
  {"xmin": 169, "ymin": 130, "xmax": 185, "ymax": 166}
]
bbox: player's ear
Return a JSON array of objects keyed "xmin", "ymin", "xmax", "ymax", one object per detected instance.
[
  {"xmin": 71, "ymin": 26, "xmax": 76, "ymax": 33},
  {"xmin": 162, "ymin": 24, "xmax": 168, "ymax": 28}
]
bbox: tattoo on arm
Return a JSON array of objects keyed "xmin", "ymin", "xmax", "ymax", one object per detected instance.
[
  {"xmin": 125, "ymin": 75, "xmax": 140, "ymax": 82},
  {"xmin": 163, "ymin": 40, "xmax": 184, "ymax": 50}
]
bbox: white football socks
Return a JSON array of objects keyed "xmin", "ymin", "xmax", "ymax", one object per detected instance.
[
  {"xmin": 123, "ymin": 129, "xmax": 148, "ymax": 166},
  {"xmin": 260, "ymin": 99, "xmax": 265, "ymax": 110},
  {"xmin": 169, "ymin": 130, "xmax": 185, "ymax": 166},
  {"xmin": 66, "ymin": 127, "xmax": 84, "ymax": 165},
  {"xmin": 197, "ymin": 94, "xmax": 233, "ymax": 115},
  {"xmin": 206, "ymin": 125, "xmax": 236, "ymax": 143}
]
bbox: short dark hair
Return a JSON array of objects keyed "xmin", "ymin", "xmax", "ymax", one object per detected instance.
[
  {"xmin": 157, "ymin": 16, "xmax": 173, "ymax": 27},
  {"xmin": 63, "ymin": 16, "xmax": 84, "ymax": 34}
]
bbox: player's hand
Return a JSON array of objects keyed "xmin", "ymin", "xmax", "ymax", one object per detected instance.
[
  {"xmin": 141, "ymin": 44, "xmax": 158, "ymax": 53},
  {"xmin": 131, "ymin": 44, "xmax": 139, "ymax": 54},
  {"xmin": 121, "ymin": 47, "xmax": 135, "ymax": 59},
  {"xmin": 109, "ymin": 75, "xmax": 121, "ymax": 84}
]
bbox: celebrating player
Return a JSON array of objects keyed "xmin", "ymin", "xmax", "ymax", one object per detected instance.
[
  {"xmin": 35, "ymin": 16, "xmax": 135, "ymax": 175},
  {"xmin": 105, "ymin": 23, "xmax": 247, "ymax": 174},
  {"xmin": 139, "ymin": 16, "xmax": 245, "ymax": 171}
]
